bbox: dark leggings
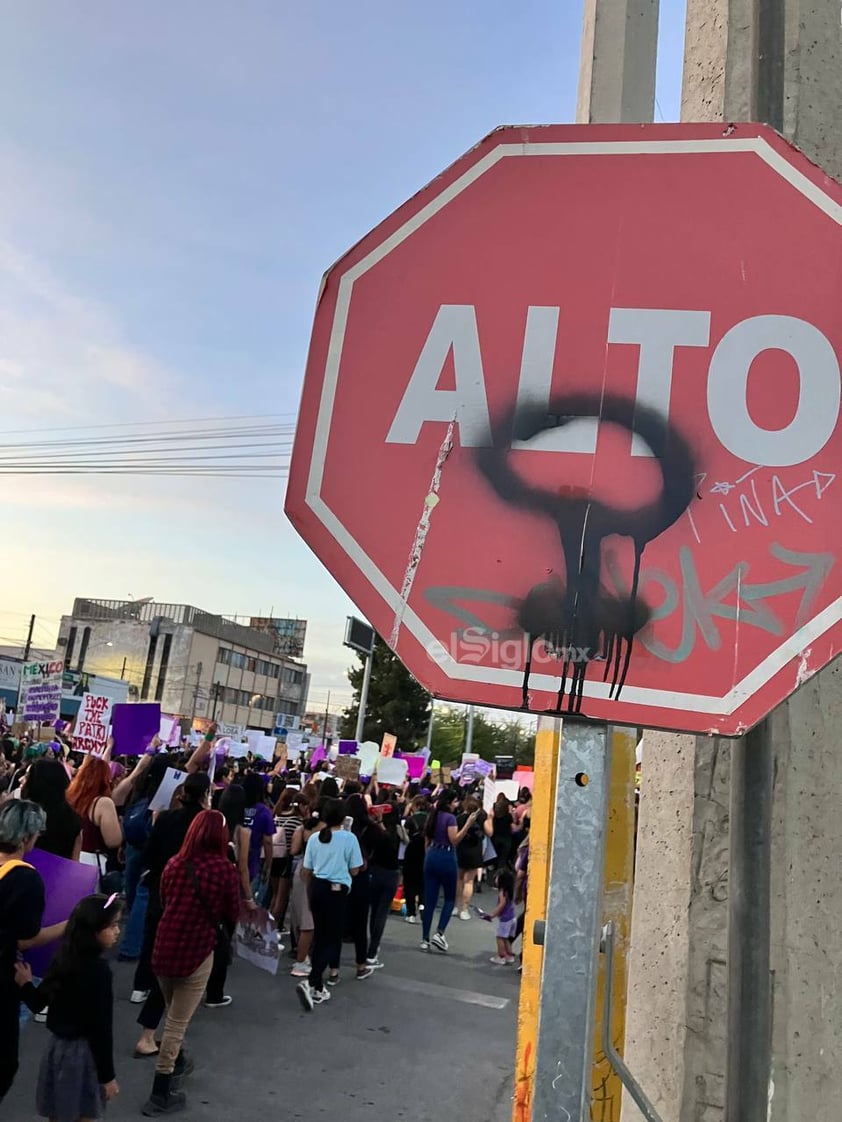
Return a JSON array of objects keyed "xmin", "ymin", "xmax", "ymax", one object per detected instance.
[
  {"xmin": 348, "ymin": 871, "xmax": 371, "ymax": 966},
  {"xmin": 368, "ymin": 867, "xmax": 400, "ymax": 959},
  {"xmin": 403, "ymin": 855, "xmax": 424, "ymax": 918},
  {"xmin": 136, "ymin": 897, "xmax": 166, "ymax": 1031},
  {"xmin": 309, "ymin": 880, "xmax": 349, "ymax": 991},
  {"xmin": 0, "ymin": 991, "xmax": 20, "ymax": 1102}
]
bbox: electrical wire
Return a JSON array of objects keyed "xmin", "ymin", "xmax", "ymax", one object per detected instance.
[{"xmin": 0, "ymin": 414, "xmax": 297, "ymax": 478}]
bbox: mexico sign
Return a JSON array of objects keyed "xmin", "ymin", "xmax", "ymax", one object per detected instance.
[{"xmin": 286, "ymin": 123, "xmax": 842, "ymax": 735}]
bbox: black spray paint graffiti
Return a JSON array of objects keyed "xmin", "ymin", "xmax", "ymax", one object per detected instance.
[
  {"xmin": 424, "ymin": 541, "xmax": 834, "ymax": 671},
  {"xmin": 473, "ymin": 394, "xmax": 697, "ymax": 712}
]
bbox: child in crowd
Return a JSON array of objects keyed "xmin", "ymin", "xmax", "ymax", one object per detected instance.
[
  {"xmin": 481, "ymin": 868, "xmax": 517, "ymax": 965},
  {"xmin": 15, "ymin": 893, "xmax": 122, "ymax": 1120}
]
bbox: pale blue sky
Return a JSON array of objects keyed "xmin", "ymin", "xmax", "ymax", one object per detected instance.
[{"xmin": 0, "ymin": 1, "xmax": 687, "ymax": 713}]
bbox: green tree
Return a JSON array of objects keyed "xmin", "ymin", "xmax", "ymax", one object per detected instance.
[
  {"xmin": 341, "ymin": 635, "xmax": 431, "ymax": 750},
  {"xmin": 429, "ymin": 707, "xmax": 536, "ymax": 766}
]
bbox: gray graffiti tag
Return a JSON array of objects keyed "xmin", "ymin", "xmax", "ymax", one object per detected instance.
[
  {"xmin": 639, "ymin": 544, "xmax": 834, "ymax": 664},
  {"xmin": 424, "ymin": 544, "xmax": 834, "ymax": 670}
]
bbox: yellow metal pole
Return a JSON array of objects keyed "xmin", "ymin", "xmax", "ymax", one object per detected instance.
[
  {"xmin": 591, "ymin": 725, "xmax": 637, "ymax": 1121},
  {"xmin": 513, "ymin": 715, "xmax": 560, "ymax": 1122},
  {"xmin": 512, "ymin": 721, "xmax": 637, "ymax": 1122}
]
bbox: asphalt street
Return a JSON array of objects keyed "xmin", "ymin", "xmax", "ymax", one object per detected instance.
[{"xmin": 8, "ymin": 904, "xmax": 519, "ymax": 1121}]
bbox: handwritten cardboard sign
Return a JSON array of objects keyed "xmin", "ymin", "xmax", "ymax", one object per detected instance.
[
  {"xmin": 335, "ymin": 756, "xmax": 361, "ymax": 782},
  {"xmin": 380, "ymin": 732, "xmax": 397, "ymax": 758},
  {"xmin": 20, "ymin": 660, "xmax": 64, "ymax": 725},
  {"xmin": 74, "ymin": 694, "xmax": 112, "ymax": 755}
]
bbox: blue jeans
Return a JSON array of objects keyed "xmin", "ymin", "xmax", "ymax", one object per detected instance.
[
  {"xmin": 120, "ymin": 881, "xmax": 149, "ymax": 960},
  {"xmin": 123, "ymin": 844, "xmax": 144, "ymax": 912},
  {"xmin": 422, "ymin": 848, "xmax": 457, "ymax": 941}
]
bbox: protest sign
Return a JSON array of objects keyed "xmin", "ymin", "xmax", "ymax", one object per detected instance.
[
  {"xmin": 442, "ymin": 765, "xmax": 452, "ymax": 787},
  {"xmin": 259, "ymin": 735, "xmax": 278, "ymax": 759},
  {"xmin": 338, "ymin": 739, "xmax": 357, "ymax": 755},
  {"xmin": 149, "ymin": 767, "xmax": 186, "ymax": 812},
  {"xmin": 356, "ymin": 741, "xmax": 379, "ymax": 777},
  {"xmin": 234, "ymin": 905, "xmax": 280, "ymax": 976},
  {"xmin": 310, "ymin": 744, "xmax": 327, "ymax": 766},
  {"xmin": 218, "ymin": 721, "xmax": 245, "ymax": 740},
  {"xmin": 20, "ymin": 660, "xmax": 64, "ymax": 725},
  {"xmin": 25, "ymin": 849, "xmax": 98, "ymax": 977},
  {"xmin": 73, "ymin": 694, "xmax": 112, "ymax": 755},
  {"xmin": 111, "ymin": 703, "xmax": 161, "ymax": 756},
  {"xmin": 380, "ymin": 732, "xmax": 397, "ymax": 758},
  {"xmin": 335, "ymin": 755, "xmax": 361, "ymax": 782},
  {"xmin": 245, "ymin": 729, "xmax": 264, "ymax": 754},
  {"xmin": 159, "ymin": 715, "xmax": 181, "ymax": 748},
  {"xmin": 376, "ymin": 756, "xmax": 408, "ymax": 786},
  {"xmin": 460, "ymin": 753, "xmax": 480, "ymax": 784},
  {"xmin": 514, "ymin": 769, "xmax": 535, "ymax": 792},
  {"xmin": 229, "ymin": 740, "xmax": 250, "ymax": 759},
  {"xmin": 404, "ymin": 755, "xmax": 426, "ymax": 780},
  {"xmin": 484, "ymin": 778, "xmax": 520, "ymax": 813}
]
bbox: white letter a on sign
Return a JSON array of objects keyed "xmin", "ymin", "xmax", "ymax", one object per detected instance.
[{"xmin": 386, "ymin": 305, "xmax": 492, "ymax": 446}]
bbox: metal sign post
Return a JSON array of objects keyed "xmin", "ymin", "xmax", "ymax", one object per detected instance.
[{"xmin": 532, "ymin": 721, "xmax": 611, "ymax": 1122}]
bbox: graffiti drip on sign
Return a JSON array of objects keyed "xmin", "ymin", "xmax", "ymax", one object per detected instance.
[{"xmin": 476, "ymin": 394, "xmax": 696, "ymax": 712}]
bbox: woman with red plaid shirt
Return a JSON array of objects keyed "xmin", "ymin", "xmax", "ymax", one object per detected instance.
[{"xmin": 142, "ymin": 810, "xmax": 239, "ymax": 1116}]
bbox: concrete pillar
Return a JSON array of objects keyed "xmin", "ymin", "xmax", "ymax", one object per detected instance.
[
  {"xmin": 623, "ymin": 4, "xmax": 842, "ymax": 1121},
  {"xmin": 576, "ymin": 0, "xmax": 659, "ymax": 124}
]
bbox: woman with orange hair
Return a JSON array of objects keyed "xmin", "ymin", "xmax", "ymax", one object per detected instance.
[{"xmin": 67, "ymin": 756, "xmax": 123, "ymax": 888}]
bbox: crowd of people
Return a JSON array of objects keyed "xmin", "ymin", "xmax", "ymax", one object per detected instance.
[{"xmin": 0, "ymin": 721, "xmax": 532, "ymax": 1119}]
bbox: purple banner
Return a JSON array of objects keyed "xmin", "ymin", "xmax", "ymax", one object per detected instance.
[
  {"xmin": 111, "ymin": 702, "xmax": 161, "ymax": 756},
  {"xmin": 338, "ymin": 740, "xmax": 358, "ymax": 756},
  {"xmin": 25, "ymin": 848, "xmax": 98, "ymax": 977}
]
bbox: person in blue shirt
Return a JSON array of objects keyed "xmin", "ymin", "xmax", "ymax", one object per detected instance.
[{"xmin": 296, "ymin": 799, "xmax": 363, "ymax": 1011}]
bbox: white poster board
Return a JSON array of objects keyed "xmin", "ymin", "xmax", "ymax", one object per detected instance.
[
  {"xmin": 376, "ymin": 756, "xmax": 408, "ymax": 786},
  {"xmin": 149, "ymin": 768, "xmax": 186, "ymax": 812},
  {"xmin": 74, "ymin": 695, "xmax": 112, "ymax": 755},
  {"xmin": 356, "ymin": 741, "xmax": 380, "ymax": 777}
]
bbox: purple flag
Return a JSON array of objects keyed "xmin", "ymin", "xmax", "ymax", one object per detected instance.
[
  {"xmin": 25, "ymin": 848, "xmax": 98, "ymax": 977},
  {"xmin": 111, "ymin": 703, "xmax": 161, "ymax": 756},
  {"xmin": 405, "ymin": 755, "xmax": 426, "ymax": 779}
]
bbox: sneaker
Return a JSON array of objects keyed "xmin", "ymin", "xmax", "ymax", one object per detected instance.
[
  {"xmin": 203, "ymin": 996, "xmax": 233, "ymax": 1008},
  {"xmin": 326, "ymin": 972, "xmax": 341, "ymax": 987},
  {"xmin": 419, "ymin": 940, "xmax": 432, "ymax": 952},
  {"xmin": 296, "ymin": 980, "xmax": 314, "ymax": 1013},
  {"xmin": 290, "ymin": 960, "xmax": 311, "ymax": 978},
  {"xmin": 490, "ymin": 955, "xmax": 510, "ymax": 965},
  {"xmin": 404, "ymin": 915, "xmax": 417, "ymax": 925},
  {"xmin": 365, "ymin": 957, "xmax": 385, "ymax": 970},
  {"xmin": 34, "ymin": 1009, "xmax": 48, "ymax": 1023},
  {"xmin": 130, "ymin": 990, "xmax": 150, "ymax": 1005},
  {"xmin": 459, "ymin": 910, "xmax": 471, "ymax": 921},
  {"xmin": 356, "ymin": 966, "xmax": 375, "ymax": 980},
  {"xmin": 505, "ymin": 956, "xmax": 517, "ymax": 965},
  {"xmin": 312, "ymin": 988, "xmax": 331, "ymax": 1005},
  {"xmin": 431, "ymin": 931, "xmax": 449, "ymax": 952}
]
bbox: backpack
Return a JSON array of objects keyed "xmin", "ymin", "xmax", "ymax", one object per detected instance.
[{"xmin": 123, "ymin": 797, "xmax": 152, "ymax": 849}]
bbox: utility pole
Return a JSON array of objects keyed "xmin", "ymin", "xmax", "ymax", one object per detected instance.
[
  {"xmin": 465, "ymin": 705, "xmax": 475, "ymax": 753},
  {"xmin": 354, "ymin": 654, "xmax": 373, "ymax": 742},
  {"xmin": 22, "ymin": 614, "xmax": 35, "ymax": 662},
  {"xmin": 192, "ymin": 661, "xmax": 203, "ymax": 721},
  {"xmin": 322, "ymin": 691, "xmax": 331, "ymax": 745},
  {"xmin": 425, "ymin": 698, "xmax": 434, "ymax": 753}
]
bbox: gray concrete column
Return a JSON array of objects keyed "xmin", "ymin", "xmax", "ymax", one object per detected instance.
[
  {"xmin": 623, "ymin": 4, "xmax": 842, "ymax": 1121},
  {"xmin": 576, "ymin": 0, "xmax": 659, "ymax": 124}
]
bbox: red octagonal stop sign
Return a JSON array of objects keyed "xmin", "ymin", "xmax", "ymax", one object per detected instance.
[{"xmin": 286, "ymin": 122, "xmax": 842, "ymax": 736}]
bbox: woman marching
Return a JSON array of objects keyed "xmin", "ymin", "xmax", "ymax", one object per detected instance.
[
  {"xmin": 296, "ymin": 798, "xmax": 363, "ymax": 1011},
  {"xmin": 421, "ymin": 792, "xmax": 479, "ymax": 953},
  {"xmin": 142, "ymin": 809, "xmax": 239, "ymax": 1115},
  {"xmin": 15, "ymin": 894, "xmax": 123, "ymax": 1121}
]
